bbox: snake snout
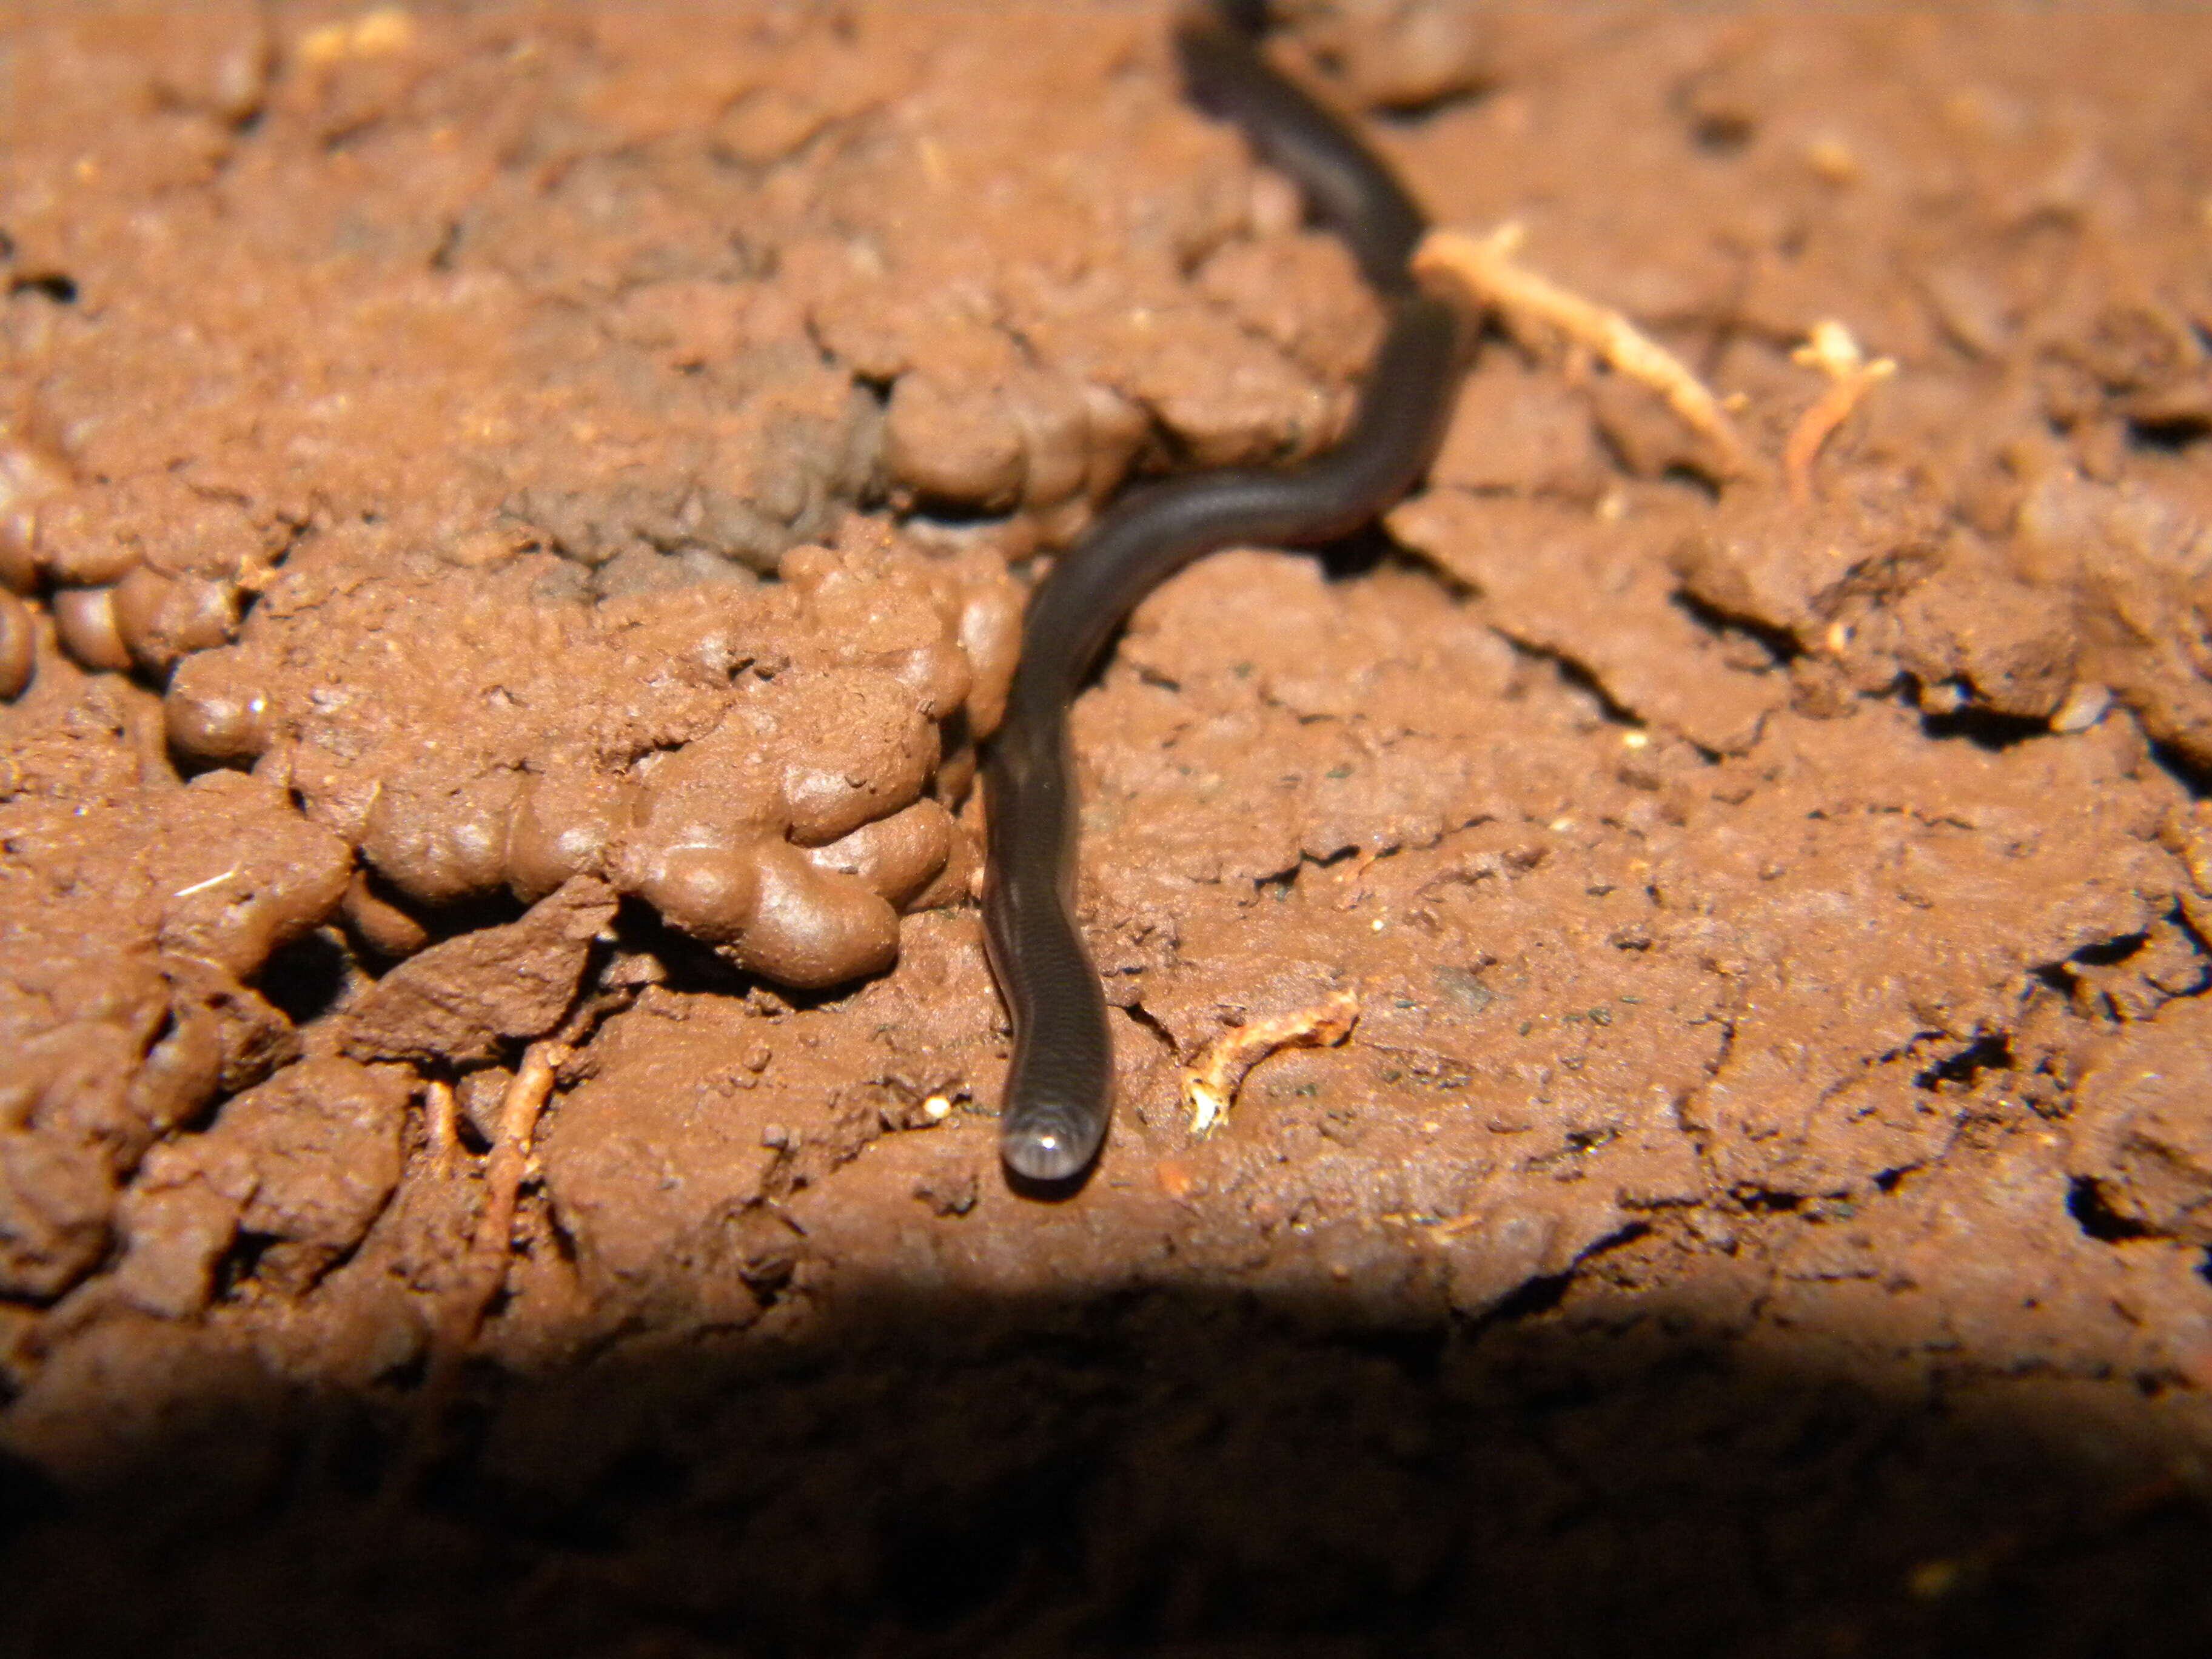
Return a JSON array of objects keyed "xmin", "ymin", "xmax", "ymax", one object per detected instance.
[{"xmin": 1000, "ymin": 1103, "xmax": 1099, "ymax": 1183}]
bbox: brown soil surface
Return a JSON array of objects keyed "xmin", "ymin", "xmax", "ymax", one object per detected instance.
[{"xmin": 5, "ymin": 3, "xmax": 2212, "ymax": 1654}]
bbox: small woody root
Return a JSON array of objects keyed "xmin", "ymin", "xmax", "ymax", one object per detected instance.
[
  {"xmin": 1414, "ymin": 224, "xmax": 1894, "ymax": 502},
  {"xmin": 436, "ymin": 1037, "xmax": 569, "ymax": 1353},
  {"xmin": 395, "ymin": 1025, "xmax": 584, "ymax": 1495},
  {"xmin": 1415, "ymin": 223, "xmax": 1755, "ymax": 480},
  {"xmin": 1782, "ymin": 318, "xmax": 1897, "ymax": 505},
  {"xmin": 1184, "ymin": 988, "xmax": 1361, "ymax": 1136}
]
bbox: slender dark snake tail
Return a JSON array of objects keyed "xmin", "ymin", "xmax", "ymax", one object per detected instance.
[{"xmin": 983, "ymin": 2, "xmax": 1470, "ymax": 1184}]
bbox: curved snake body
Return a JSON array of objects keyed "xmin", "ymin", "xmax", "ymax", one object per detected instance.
[{"xmin": 985, "ymin": 4, "xmax": 1469, "ymax": 1182}]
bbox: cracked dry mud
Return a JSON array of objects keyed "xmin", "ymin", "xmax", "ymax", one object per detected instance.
[{"xmin": 4, "ymin": 4, "xmax": 2212, "ymax": 1655}]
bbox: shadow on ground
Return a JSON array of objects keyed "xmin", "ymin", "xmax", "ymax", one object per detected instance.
[{"xmin": 4, "ymin": 1273, "xmax": 2208, "ymax": 1659}]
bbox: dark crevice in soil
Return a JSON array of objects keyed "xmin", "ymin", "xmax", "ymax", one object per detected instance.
[
  {"xmin": 210, "ymin": 1229, "xmax": 278, "ymax": 1301},
  {"xmin": 1120, "ymin": 403, "xmax": 1208, "ymax": 477},
  {"xmin": 1476, "ymin": 1267, "xmax": 1574, "ymax": 1326},
  {"xmin": 167, "ymin": 748, "xmax": 255, "ymax": 785},
  {"xmin": 1738, "ymin": 1187, "xmax": 1806, "ymax": 1214},
  {"xmin": 2034, "ymin": 959, "xmax": 2079, "ymax": 996},
  {"xmin": 1368, "ymin": 82, "xmax": 1499, "ymax": 126},
  {"xmin": 256, "ymin": 927, "xmax": 355, "ymax": 1026},
  {"xmin": 1658, "ymin": 459, "xmax": 1728, "ymax": 501},
  {"xmin": 1312, "ymin": 520, "xmax": 1398, "ymax": 582},
  {"xmin": 1685, "ymin": 110, "xmax": 1757, "ymax": 156},
  {"xmin": 426, "ymin": 220, "xmax": 461, "ymax": 273},
  {"xmin": 899, "ymin": 498, "xmax": 1014, "ymax": 532},
  {"xmin": 1255, "ymin": 843, "xmax": 1361, "ymax": 902},
  {"xmin": 1915, "ymin": 1031, "xmax": 2013, "ymax": 1092},
  {"xmin": 615, "ymin": 900, "xmax": 750, "ymax": 996},
  {"xmin": 2067, "ymin": 1176, "xmax": 2160, "ymax": 1244},
  {"xmin": 1119, "ymin": 997, "xmax": 1180, "ymax": 1062},
  {"xmin": 371, "ymin": 883, "xmax": 531, "ymax": 960},
  {"xmin": 1671, "ymin": 588, "xmax": 1803, "ymax": 666},
  {"xmin": 2150, "ymin": 737, "xmax": 2212, "ymax": 800},
  {"xmin": 1493, "ymin": 634, "xmax": 1646, "ymax": 729},
  {"xmin": 1915, "ymin": 699, "xmax": 2053, "ymax": 751},
  {"xmin": 6, "ymin": 271, "xmax": 77, "ymax": 304},
  {"xmin": 732, "ymin": 969, "xmax": 868, "ymax": 1017},
  {"xmin": 2128, "ymin": 414, "xmax": 2211, "ymax": 454},
  {"xmin": 2073, "ymin": 931, "xmax": 2150, "ymax": 968},
  {"xmin": 1475, "ymin": 1224, "xmax": 1652, "ymax": 1333}
]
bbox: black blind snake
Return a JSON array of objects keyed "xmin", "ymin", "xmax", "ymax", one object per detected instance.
[{"xmin": 982, "ymin": 2, "xmax": 1471, "ymax": 1184}]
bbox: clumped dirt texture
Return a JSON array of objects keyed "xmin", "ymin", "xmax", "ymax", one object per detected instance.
[{"xmin": 4, "ymin": 2, "xmax": 2212, "ymax": 1654}]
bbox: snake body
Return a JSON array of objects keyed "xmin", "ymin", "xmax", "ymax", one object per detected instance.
[{"xmin": 984, "ymin": 3, "xmax": 1467, "ymax": 1182}]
